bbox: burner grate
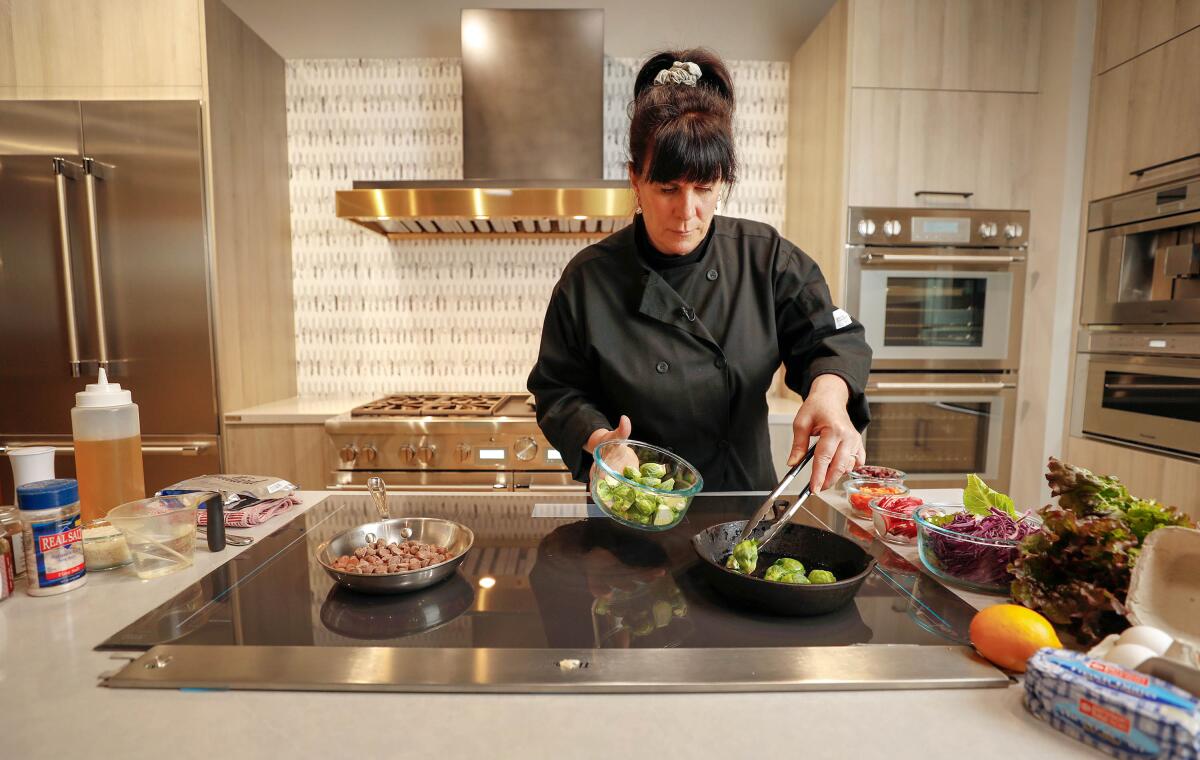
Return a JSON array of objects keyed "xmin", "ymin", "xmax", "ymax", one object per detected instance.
[{"xmin": 351, "ymin": 394, "xmax": 508, "ymax": 417}]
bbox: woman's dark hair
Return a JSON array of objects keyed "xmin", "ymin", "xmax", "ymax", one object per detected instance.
[{"xmin": 628, "ymin": 48, "xmax": 737, "ymax": 186}]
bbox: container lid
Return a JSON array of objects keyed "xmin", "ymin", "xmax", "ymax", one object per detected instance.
[
  {"xmin": 75, "ymin": 368, "xmax": 132, "ymax": 408},
  {"xmin": 16, "ymin": 478, "xmax": 80, "ymax": 510}
]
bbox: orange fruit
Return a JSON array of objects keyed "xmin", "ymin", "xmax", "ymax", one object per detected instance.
[{"xmin": 969, "ymin": 604, "xmax": 1061, "ymax": 673}]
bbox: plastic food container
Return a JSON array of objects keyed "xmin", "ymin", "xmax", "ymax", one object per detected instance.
[
  {"xmin": 589, "ymin": 439, "xmax": 703, "ymax": 531},
  {"xmin": 844, "ymin": 478, "xmax": 908, "ymax": 518},
  {"xmin": 913, "ymin": 505, "xmax": 1041, "ymax": 594},
  {"xmin": 849, "ymin": 465, "xmax": 907, "ymax": 482},
  {"xmin": 81, "ymin": 519, "xmax": 133, "ymax": 571},
  {"xmin": 869, "ymin": 495, "xmax": 924, "ymax": 544},
  {"xmin": 106, "ymin": 496, "xmax": 198, "ymax": 579}
]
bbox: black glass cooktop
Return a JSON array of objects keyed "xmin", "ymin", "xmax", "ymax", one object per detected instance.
[{"xmin": 100, "ymin": 493, "xmax": 977, "ymax": 652}]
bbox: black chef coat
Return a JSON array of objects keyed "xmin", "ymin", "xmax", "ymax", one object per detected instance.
[{"xmin": 527, "ymin": 215, "xmax": 872, "ymax": 492}]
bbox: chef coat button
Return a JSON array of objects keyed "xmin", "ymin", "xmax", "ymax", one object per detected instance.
[
  {"xmin": 706, "ymin": 269, "xmax": 719, "ymax": 281},
  {"xmin": 655, "ymin": 361, "xmax": 669, "ymax": 374},
  {"xmin": 714, "ymin": 357, "xmax": 726, "ymax": 369}
]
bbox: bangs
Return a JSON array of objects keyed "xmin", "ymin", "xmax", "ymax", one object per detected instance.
[{"xmin": 642, "ymin": 113, "xmax": 736, "ymax": 186}]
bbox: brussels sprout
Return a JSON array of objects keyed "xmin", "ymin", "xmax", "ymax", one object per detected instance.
[
  {"xmin": 764, "ymin": 558, "xmax": 806, "ymax": 582},
  {"xmin": 640, "ymin": 462, "xmax": 668, "ymax": 479},
  {"xmin": 632, "ymin": 495, "xmax": 656, "ymax": 516},
  {"xmin": 774, "ymin": 558, "xmax": 805, "ymax": 574},
  {"xmin": 658, "ymin": 477, "xmax": 675, "ymax": 491},
  {"xmin": 623, "ymin": 466, "xmax": 641, "ymax": 481},
  {"xmin": 652, "ymin": 600, "xmax": 673, "ymax": 628},
  {"xmin": 782, "ymin": 572, "xmax": 811, "ymax": 584},
  {"xmin": 594, "ymin": 598, "xmax": 610, "ymax": 616},
  {"xmin": 615, "ymin": 484, "xmax": 634, "ymax": 500},
  {"xmin": 596, "ymin": 481, "xmax": 612, "ymax": 500},
  {"xmin": 641, "ymin": 476, "xmax": 662, "ymax": 488},
  {"xmin": 807, "ymin": 569, "xmax": 837, "ymax": 584},
  {"xmin": 725, "ymin": 538, "xmax": 759, "ymax": 574},
  {"xmin": 652, "ymin": 505, "xmax": 675, "ymax": 526},
  {"xmin": 661, "ymin": 496, "xmax": 686, "ymax": 511}
]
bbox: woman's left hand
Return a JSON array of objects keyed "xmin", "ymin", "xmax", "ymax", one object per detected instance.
[{"xmin": 787, "ymin": 374, "xmax": 865, "ymax": 493}]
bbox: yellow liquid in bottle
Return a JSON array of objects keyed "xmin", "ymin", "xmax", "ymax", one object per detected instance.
[{"xmin": 75, "ymin": 435, "xmax": 146, "ymax": 523}]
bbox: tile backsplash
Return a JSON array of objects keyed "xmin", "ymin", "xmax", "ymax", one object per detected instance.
[{"xmin": 287, "ymin": 58, "xmax": 789, "ymax": 396}]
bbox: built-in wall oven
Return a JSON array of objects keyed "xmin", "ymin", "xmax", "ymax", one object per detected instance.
[
  {"xmin": 864, "ymin": 373, "xmax": 1016, "ymax": 489},
  {"xmin": 1073, "ymin": 329, "xmax": 1200, "ymax": 460},
  {"xmin": 846, "ymin": 207, "xmax": 1028, "ymax": 491},
  {"xmin": 846, "ymin": 207, "xmax": 1028, "ymax": 371}
]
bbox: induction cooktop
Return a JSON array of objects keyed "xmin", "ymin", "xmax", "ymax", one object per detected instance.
[{"xmin": 100, "ymin": 493, "xmax": 1008, "ymax": 693}]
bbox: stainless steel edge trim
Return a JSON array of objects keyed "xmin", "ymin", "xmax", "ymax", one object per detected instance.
[
  {"xmin": 103, "ymin": 644, "xmax": 1009, "ymax": 693},
  {"xmin": 0, "ymin": 442, "xmax": 213, "ymax": 455},
  {"xmin": 867, "ymin": 382, "xmax": 1012, "ymax": 391},
  {"xmin": 52, "ymin": 157, "xmax": 82, "ymax": 376},
  {"xmin": 82, "ymin": 157, "xmax": 109, "ymax": 366},
  {"xmin": 860, "ymin": 253, "xmax": 1025, "ymax": 264}
]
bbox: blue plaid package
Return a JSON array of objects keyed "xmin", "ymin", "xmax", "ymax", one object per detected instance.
[{"xmin": 1024, "ymin": 648, "xmax": 1199, "ymax": 759}]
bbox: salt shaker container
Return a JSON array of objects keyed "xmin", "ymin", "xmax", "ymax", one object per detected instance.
[
  {"xmin": 71, "ymin": 368, "xmax": 145, "ymax": 523},
  {"xmin": 17, "ymin": 479, "xmax": 87, "ymax": 596}
]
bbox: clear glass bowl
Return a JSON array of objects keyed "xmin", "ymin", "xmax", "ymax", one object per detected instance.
[
  {"xmin": 869, "ymin": 495, "xmax": 924, "ymax": 545},
  {"xmin": 913, "ymin": 505, "xmax": 1041, "ymax": 594},
  {"xmin": 849, "ymin": 465, "xmax": 907, "ymax": 482},
  {"xmin": 844, "ymin": 478, "xmax": 908, "ymax": 518},
  {"xmin": 106, "ymin": 496, "xmax": 198, "ymax": 580},
  {"xmin": 589, "ymin": 439, "xmax": 703, "ymax": 531}
]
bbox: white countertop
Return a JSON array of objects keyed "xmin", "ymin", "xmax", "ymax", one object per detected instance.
[
  {"xmin": 3, "ymin": 490, "xmax": 1097, "ymax": 760},
  {"xmin": 223, "ymin": 396, "xmax": 373, "ymax": 424}
]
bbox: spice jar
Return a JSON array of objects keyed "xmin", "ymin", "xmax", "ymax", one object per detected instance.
[
  {"xmin": 0, "ymin": 533, "xmax": 14, "ymax": 602},
  {"xmin": 0, "ymin": 506, "xmax": 25, "ymax": 579},
  {"xmin": 82, "ymin": 519, "xmax": 132, "ymax": 571},
  {"xmin": 16, "ymin": 479, "xmax": 87, "ymax": 597}
]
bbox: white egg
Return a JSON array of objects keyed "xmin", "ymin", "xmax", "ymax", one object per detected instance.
[
  {"xmin": 1117, "ymin": 625, "xmax": 1174, "ymax": 655},
  {"xmin": 1105, "ymin": 643, "xmax": 1158, "ymax": 670}
]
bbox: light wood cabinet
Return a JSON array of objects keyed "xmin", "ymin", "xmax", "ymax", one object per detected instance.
[
  {"xmin": 851, "ymin": 0, "xmax": 1041, "ymax": 92},
  {"xmin": 1094, "ymin": 0, "xmax": 1200, "ymax": 73},
  {"xmin": 225, "ymin": 424, "xmax": 333, "ymax": 491},
  {"xmin": 1086, "ymin": 25, "xmax": 1200, "ymax": 200},
  {"xmin": 0, "ymin": 0, "xmax": 203, "ymax": 98},
  {"xmin": 847, "ymin": 88, "xmax": 1035, "ymax": 209}
]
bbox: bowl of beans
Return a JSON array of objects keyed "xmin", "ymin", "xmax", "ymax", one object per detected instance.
[
  {"xmin": 848, "ymin": 465, "xmax": 907, "ymax": 482},
  {"xmin": 844, "ymin": 478, "xmax": 909, "ymax": 518},
  {"xmin": 316, "ymin": 517, "xmax": 474, "ymax": 594}
]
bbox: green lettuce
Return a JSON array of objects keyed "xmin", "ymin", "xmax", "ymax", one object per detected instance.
[{"xmin": 962, "ymin": 473, "xmax": 1016, "ymax": 518}]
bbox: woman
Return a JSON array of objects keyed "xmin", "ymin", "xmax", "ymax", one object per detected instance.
[{"xmin": 528, "ymin": 49, "xmax": 872, "ymax": 494}]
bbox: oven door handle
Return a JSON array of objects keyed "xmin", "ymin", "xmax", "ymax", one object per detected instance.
[
  {"xmin": 858, "ymin": 253, "xmax": 1025, "ymax": 264},
  {"xmin": 1102, "ymin": 382, "xmax": 1200, "ymax": 391},
  {"xmin": 868, "ymin": 381, "xmax": 1013, "ymax": 391}
]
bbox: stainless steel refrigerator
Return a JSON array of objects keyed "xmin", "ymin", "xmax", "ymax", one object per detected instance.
[{"xmin": 0, "ymin": 101, "xmax": 221, "ymax": 503}]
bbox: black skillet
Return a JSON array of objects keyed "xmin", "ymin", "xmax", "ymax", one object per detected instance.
[{"xmin": 691, "ymin": 519, "xmax": 876, "ymax": 617}]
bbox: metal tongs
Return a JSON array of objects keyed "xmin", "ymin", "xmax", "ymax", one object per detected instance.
[{"xmin": 732, "ymin": 443, "xmax": 818, "ymax": 551}]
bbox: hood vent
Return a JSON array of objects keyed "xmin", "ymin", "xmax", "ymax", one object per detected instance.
[{"xmin": 336, "ymin": 9, "xmax": 634, "ymax": 239}]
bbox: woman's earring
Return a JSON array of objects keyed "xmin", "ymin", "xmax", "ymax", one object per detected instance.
[{"xmin": 634, "ymin": 198, "xmax": 642, "ymax": 214}]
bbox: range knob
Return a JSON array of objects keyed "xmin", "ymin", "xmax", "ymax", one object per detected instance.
[
  {"xmin": 513, "ymin": 436, "xmax": 539, "ymax": 462},
  {"xmin": 338, "ymin": 444, "xmax": 358, "ymax": 464},
  {"xmin": 455, "ymin": 443, "xmax": 472, "ymax": 463},
  {"xmin": 417, "ymin": 444, "xmax": 437, "ymax": 464},
  {"xmin": 856, "ymin": 218, "xmax": 876, "ymax": 236},
  {"xmin": 398, "ymin": 445, "xmax": 416, "ymax": 465},
  {"xmin": 1004, "ymin": 223, "xmax": 1024, "ymax": 240},
  {"xmin": 882, "ymin": 219, "xmax": 902, "ymax": 237},
  {"xmin": 978, "ymin": 222, "xmax": 998, "ymax": 239},
  {"xmin": 360, "ymin": 444, "xmax": 378, "ymax": 463}
]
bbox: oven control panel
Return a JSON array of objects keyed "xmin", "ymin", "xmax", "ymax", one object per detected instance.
[{"xmin": 849, "ymin": 207, "xmax": 1029, "ymax": 247}]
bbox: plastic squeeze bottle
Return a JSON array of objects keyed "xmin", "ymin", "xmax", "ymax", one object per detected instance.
[{"xmin": 71, "ymin": 369, "xmax": 146, "ymax": 522}]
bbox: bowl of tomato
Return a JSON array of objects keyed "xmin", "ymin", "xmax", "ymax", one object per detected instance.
[{"xmin": 844, "ymin": 478, "xmax": 908, "ymax": 518}]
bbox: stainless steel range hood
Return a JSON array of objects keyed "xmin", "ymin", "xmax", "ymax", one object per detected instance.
[{"xmin": 336, "ymin": 9, "xmax": 634, "ymax": 239}]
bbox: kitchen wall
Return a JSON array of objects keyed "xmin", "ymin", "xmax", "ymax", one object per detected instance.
[{"xmin": 286, "ymin": 57, "xmax": 789, "ymax": 396}]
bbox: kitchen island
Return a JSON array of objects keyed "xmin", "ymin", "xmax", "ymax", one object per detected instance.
[{"xmin": 3, "ymin": 490, "xmax": 1098, "ymax": 759}]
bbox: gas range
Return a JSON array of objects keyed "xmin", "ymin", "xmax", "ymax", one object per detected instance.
[{"xmin": 324, "ymin": 393, "xmax": 576, "ymax": 492}]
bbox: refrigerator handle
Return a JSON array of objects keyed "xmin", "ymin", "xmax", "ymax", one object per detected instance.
[
  {"xmin": 52, "ymin": 158, "xmax": 85, "ymax": 377},
  {"xmin": 82, "ymin": 157, "xmax": 111, "ymax": 369},
  {"xmin": 0, "ymin": 442, "xmax": 213, "ymax": 455}
]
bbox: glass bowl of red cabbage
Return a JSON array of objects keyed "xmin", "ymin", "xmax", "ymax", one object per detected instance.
[{"xmin": 913, "ymin": 505, "xmax": 1041, "ymax": 594}]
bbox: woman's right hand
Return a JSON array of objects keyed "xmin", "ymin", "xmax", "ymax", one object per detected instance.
[{"xmin": 585, "ymin": 415, "xmax": 639, "ymax": 473}]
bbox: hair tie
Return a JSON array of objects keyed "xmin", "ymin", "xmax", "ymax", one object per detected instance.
[{"xmin": 653, "ymin": 61, "xmax": 702, "ymax": 87}]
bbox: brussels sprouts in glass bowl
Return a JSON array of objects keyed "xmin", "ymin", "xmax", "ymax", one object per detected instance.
[{"xmin": 589, "ymin": 439, "xmax": 703, "ymax": 531}]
